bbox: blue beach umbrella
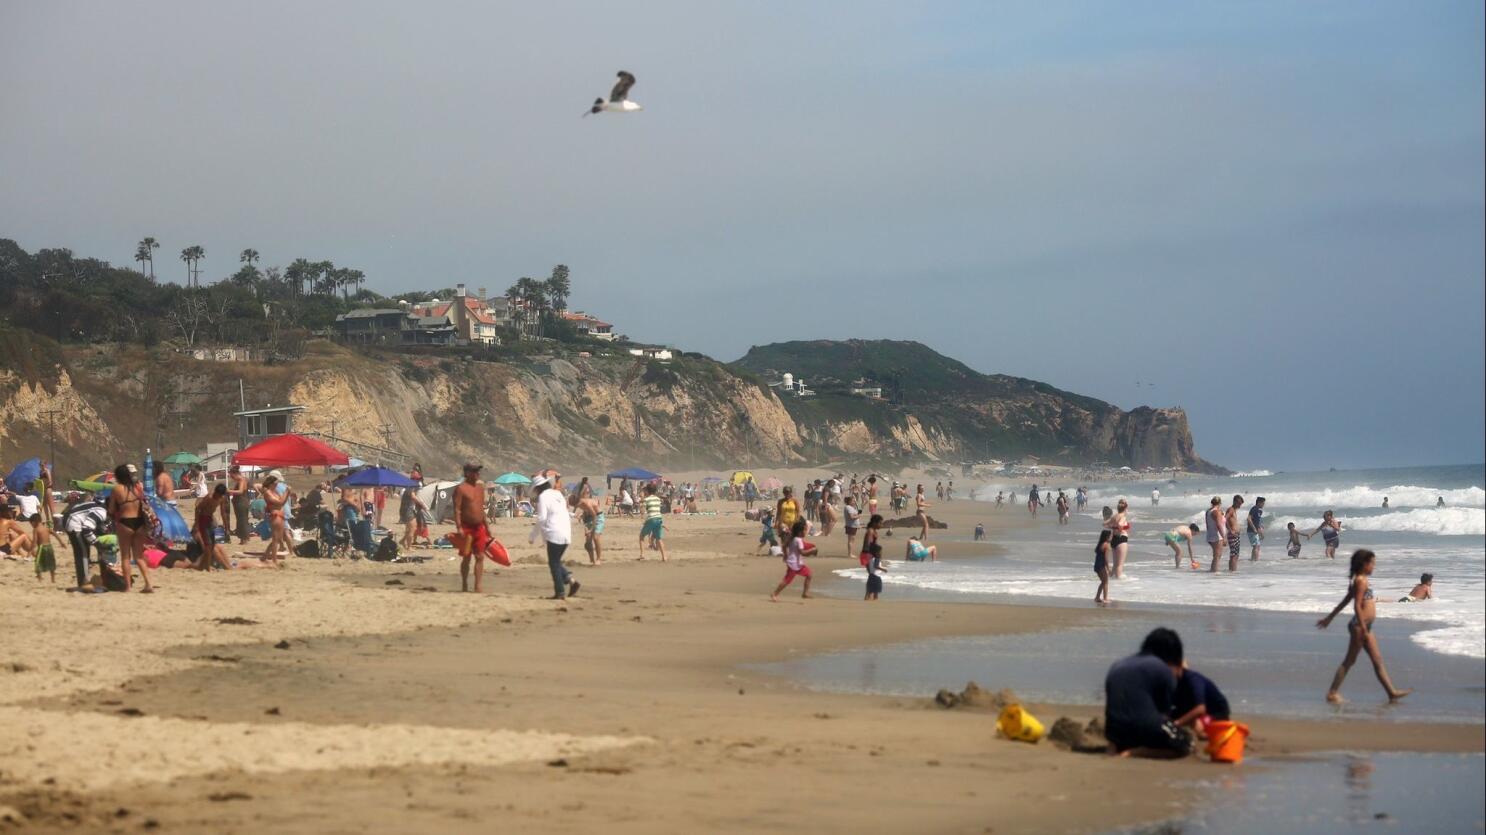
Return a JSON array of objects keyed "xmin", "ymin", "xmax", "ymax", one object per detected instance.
[
  {"xmin": 146, "ymin": 495, "xmax": 191, "ymax": 542},
  {"xmin": 339, "ymin": 466, "xmax": 418, "ymax": 489},
  {"xmin": 5, "ymin": 458, "xmax": 42, "ymax": 493}
]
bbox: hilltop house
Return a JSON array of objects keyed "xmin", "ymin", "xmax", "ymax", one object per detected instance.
[
  {"xmin": 334, "ymin": 307, "xmax": 456, "ymax": 345},
  {"xmin": 414, "ymin": 284, "xmax": 499, "ymax": 345},
  {"xmin": 562, "ymin": 311, "xmax": 615, "ymax": 340}
]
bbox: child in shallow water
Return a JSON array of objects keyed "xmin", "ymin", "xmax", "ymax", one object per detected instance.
[
  {"xmin": 864, "ymin": 542, "xmax": 886, "ymax": 601},
  {"xmin": 1399, "ymin": 573, "xmax": 1433, "ymax": 603},
  {"xmin": 1285, "ymin": 523, "xmax": 1304, "ymax": 558},
  {"xmin": 1094, "ymin": 529, "xmax": 1112, "ymax": 605}
]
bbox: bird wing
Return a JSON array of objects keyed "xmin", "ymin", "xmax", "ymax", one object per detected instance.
[{"xmin": 610, "ymin": 71, "xmax": 636, "ymax": 102}]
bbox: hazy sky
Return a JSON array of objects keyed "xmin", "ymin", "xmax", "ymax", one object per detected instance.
[{"xmin": 3, "ymin": 1, "xmax": 1482, "ymax": 470}]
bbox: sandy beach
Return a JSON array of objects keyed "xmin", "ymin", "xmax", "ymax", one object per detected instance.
[{"xmin": 1, "ymin": 484, "xmax": 1480, "ymax": 834}]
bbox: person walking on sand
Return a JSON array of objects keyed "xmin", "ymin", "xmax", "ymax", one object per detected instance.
[
  {"xmin": 1105, "ymin": 499, "xmax": 1131, "ymax": 578},
  {"xmin": 864, "ymin": 540, "xmax": 886, "ymax": 601},
  {"xmin": 770, "ymin": 519, "xmax": 816, "ymax": 601},
  {"xmin": 1204, "ymin": 497, "xmax": 1226, "ymax": 572},
  {"xmin": 842, "ymin": 495, "xmax": 861, "ymax": 558},
  {"xmin": 640, "ymin": 483, "xmax": 669, "ymax": 561},
  {"xmin": 399, "ymin": 486, "xmax": 426, "ymax": 551},
  {"xmin": 866, "ymin": 475, "xmax": 879, "ymax": 515},
  {"xmin": 775, "ymin": 486, "xmax": 801, "ymax": 542},
  {"xmin": 1317, "ymin": 549, "xmax": 1412, "ymax": 703},
  {"xmin": 915, "ymin": 484, "xmax": 931, "ymax": 540},
  {"xmin": 1246, "ymin": 497, "xmax": 1266, "ymax": 561},
  {"xmin": 453, "ymin": 463, "xmax": 492, "ymax": 592},
  {"xmin": 1165, "ymin": 523, "xmax": 1201, "ymax": 569},
  {"xmin": 532, "ymin": 473, "xmax": 579, "ymax": 600},
  {"xmin": 1094, "ymin": 529, "xmax": 1112, "ymax": 604},
  {"xmin": 1308, "ymin": 510, "xmax": 1343, "ymax": 560},
  {"xmin": 106, "ymin": 464, "xmax": 155, "ymax": 592},
  {"xmin": 260, "ymin": 471, "xmax": 293, "ymax": 565},
  {"xmin": 576, "ymin": 490, "xmax": 605, "ymax": 565},
  {"xmin": 818, "ymin": 489, "xmax": 838, "ymax": 536}
]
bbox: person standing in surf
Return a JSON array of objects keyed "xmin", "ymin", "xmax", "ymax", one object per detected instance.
[
  {"xmin": 1223, "ymin": 495, "xmax": 1245, "ymax": 572},
  {"xmin": 1205, "ymin": 496, "xmax": 1226, "ymax": 572},
  {"xmin": 1308, "ymin": 510, "xmax": 1344, "ymax": 560},
  {"xmin": 1105, "ymin": 498, "xmax": 1132, "ymax": 578},
  {"xmin": 1247, "ymin": 497, "xmax": 1266, "ymax": 561},
  {"xmin": 1164, "ymin": 523, "xmax": 1201, "ymax": 569},
  {"xmin": 1093, "ymin": 529, "xmax": 1112, "ymax": 604},
  {"xmin": 1317, "ymin": 549, "xmax": 1412, "ymax": 703}
]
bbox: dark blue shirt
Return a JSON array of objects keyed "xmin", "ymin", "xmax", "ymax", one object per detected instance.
[
  {"xmin": 1173, "ymin": 668, "xmax": 1230, "ymax": 721},
  {"xmin": 1104, "ymin": 653, "xmax": 1176, "ymax": 737}
]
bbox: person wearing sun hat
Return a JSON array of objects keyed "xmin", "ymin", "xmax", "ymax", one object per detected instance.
[
  {"xmin": 531, "ymin": 470, "xmax": 579, "ymax": 600},
  {"xmin": 453, "ymin": 462, "xmax": 491, "ymax": 593}
]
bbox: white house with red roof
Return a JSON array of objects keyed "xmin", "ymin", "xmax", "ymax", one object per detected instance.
[{"xmin": 561, "ymin": 310, "xmax": 615, "ymax": 340}]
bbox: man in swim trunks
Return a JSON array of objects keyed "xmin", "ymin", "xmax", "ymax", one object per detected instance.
[
  {"xmin": 1246, "ymin": 497, "xmax": 1266, "ymax": 561},
  {"xmin": 1224, "ymin": 495, "xmax": 1245, "ymax": 573},
  {"xmin": 576, "ymin": 491, "xmax": 605, "ymax": 565},
  {"xmin": 453, "ymin": 463, "xmax": 492, "ymax": 592}
]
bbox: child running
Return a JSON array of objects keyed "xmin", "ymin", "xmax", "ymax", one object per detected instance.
[
  {"xmin": 756, "ymin": 507, "xmax": 777, "ymax": 554},
  {"xmin": 770, "ymin": 519, "xmax": 816, "ymax": 601},
  {"xmin": 1094, "ymin": 529, "xmax": 1112, "ymax": 604}
]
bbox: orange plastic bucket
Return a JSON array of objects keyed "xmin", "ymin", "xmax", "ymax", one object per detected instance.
[{"xmin": 1206, "ymin": 720, "xmax": 1249, "ymax": 763}]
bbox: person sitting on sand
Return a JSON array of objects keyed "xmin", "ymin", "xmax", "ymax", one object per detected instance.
[
  {"xmin": 770, "ymin": 519, "xmax": 815, "ymax": 601},
  {"xmin": 1399, "ymin": 573, "xmax": 1434, "ymax": 603},
  {"xmin": 1164, "ymin": 523, "xmax": 1201, "ymax": 569},
  {"xmin": 904, "ymin": 537, "xmax": 937, "ymax": 562},
  {"xmin": 1171, "ymin": 664, "xmax": 1230, "ymax": 734},
  {"xmin": 1104, "ymin": 627, "xmax": 1194, "ymax": 759}
]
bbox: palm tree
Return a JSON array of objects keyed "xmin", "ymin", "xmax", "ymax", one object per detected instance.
[
  {"xmin": 313, "ymin": 260, "xmax": 337, "ymax": 296},
  {"xmin": 138, "ymin": 237, "xmax": 159, "ymax": 280},
  {"xmin": 240, "ymin": 248, "xmax": 259, "ymax": 268},
  {"xmin": 180, "ymin": 245, "xmax": 205, "ymax": 287},
  {"xmin": 135, "ymin": 243, "xmax": 150, "ymax": 274},
  {"xmin": 340, "ymin": 268, "xmax": 365, "ymax": 300},
  {"xmin": 545, "ymin": 264, "xmax": 571, "ymax": 311},
  {"xmin": 285, "ymin": 258, "xmax": 314, "ymax": 297}
]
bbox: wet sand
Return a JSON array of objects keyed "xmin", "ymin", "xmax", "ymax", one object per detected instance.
[{"xmin": 0, "ymin": 490, "xmax": 1479, "ymax": 833}]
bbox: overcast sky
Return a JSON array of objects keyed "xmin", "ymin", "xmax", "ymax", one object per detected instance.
[{"xmin": 3, "ymin": 1, "xmax": 1482, "ymax": 470}]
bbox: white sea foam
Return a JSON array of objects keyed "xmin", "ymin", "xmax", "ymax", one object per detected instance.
[
  {"xmin": 1270, "ymin": 508, "xmax": 1486, "ymax": 538},
  {"xmin": 1230, "ymin": 470, "xmax": 1274, "ymax": 478},
  {"xmin": 1087, "ymin": 484, "xmax": 1485, "ymax": 512}
]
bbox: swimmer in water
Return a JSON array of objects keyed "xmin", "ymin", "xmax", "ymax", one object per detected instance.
[{"xmin": 1399, "ymin": 573, "xmax": 1433, "ymax": 603}]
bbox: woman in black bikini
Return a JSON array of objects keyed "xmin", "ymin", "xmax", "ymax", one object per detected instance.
[
  {"xmin": 1105, "ymin": 499, "xmax": 1131, "ymax": 578},
  {"xmin": 1317, "ymin": 549, "xmax": 1411, "ymax": 703},
  {"xmin": 106, "ymin": 464, "xmax": 155, "ymax": 592}
]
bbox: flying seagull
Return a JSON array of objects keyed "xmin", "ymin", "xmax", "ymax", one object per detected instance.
[{"xmin": 585, "ymin": 71, "xmax": 642, "ymax": 116}]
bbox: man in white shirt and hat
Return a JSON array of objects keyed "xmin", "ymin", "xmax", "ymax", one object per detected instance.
[{"xmin": 531, "ymin": 471, "xmax": 579, "ymax": 600}]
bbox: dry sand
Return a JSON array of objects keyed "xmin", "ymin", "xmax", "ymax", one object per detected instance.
[{"xmin": 0, "ymin": 485, "xmax": 1479, "ymax": 833}]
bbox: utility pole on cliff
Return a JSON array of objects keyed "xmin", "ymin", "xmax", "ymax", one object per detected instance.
[{"xmin": 42, "ymin": 407, "xmax": 62, "ymax": 469}]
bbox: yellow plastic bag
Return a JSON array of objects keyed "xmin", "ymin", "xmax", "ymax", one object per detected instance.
[{"xmin": 996, "ymin": 704, "xmax": 1045, "ymax": 743}]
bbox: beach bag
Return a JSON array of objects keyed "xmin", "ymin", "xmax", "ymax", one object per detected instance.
[
  {"xmin": 294, "ymin": 540, "xmax": 321, "ymax": 558},
  {"xmin": 996, "ymin": 704, "xmax": 1045, "ymax": 743},
  {"xmin": 1205, "ymin": 721, "xmax": 1249, "ymax": 764},
  {"xmin": 485, "ymin": 539, "xmax": 511, "ymax": 567}
]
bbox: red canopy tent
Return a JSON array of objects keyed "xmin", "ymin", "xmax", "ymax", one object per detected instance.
[{"xmin": 233, "ymin": 433, "xmax": 350, "ymax": 467}]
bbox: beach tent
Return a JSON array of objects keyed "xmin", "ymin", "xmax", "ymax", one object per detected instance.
[
  {"xmin": 494, "ymin": 472, "xmax": 532, "ymax": 486},
  {"xmin": 146, "ymin": 495, "xmax": 190, "ymax": 543},
  {"xmin": 5, "ymin": 458, "xmax": 42, "ymax": 493},
  {"xmin": 234, "ymin": 433, "xmax": 350, "ymax": 468},
  {"xmin": 340, "ymin": 466, "xmax": 418, "ymax": 489},
  {"xmin": 416, "ymin": 480, "xmax": 460, "ymax": 523},
  {"xmin": 730, "ymin": 471, "xmax": 754, "ymax": 485},
  {"xmin": 162, "ymin": 451, "xmax": 201, "ymax": 465},
  {"xmin": 607, "ymin": 467, "xmax": 661, "ymax": 481}
]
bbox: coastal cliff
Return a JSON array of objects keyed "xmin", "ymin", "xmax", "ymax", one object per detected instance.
[{"xmin": 0, "ymin": 331, "xmax": 1219, "ymax": 473}]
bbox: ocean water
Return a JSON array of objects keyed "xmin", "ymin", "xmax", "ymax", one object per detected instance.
[{"xmin": 839, "ymin": 465, "xmax": 1485, "ymax": 660}]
